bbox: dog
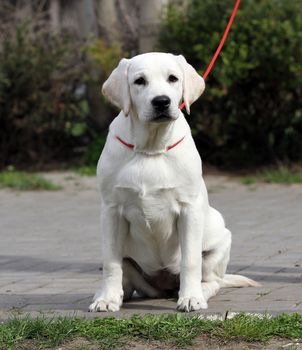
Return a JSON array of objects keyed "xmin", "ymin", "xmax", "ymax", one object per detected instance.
[{"xmin": 89, "ymin": 52, "xmax": 259, "ymax": 313}]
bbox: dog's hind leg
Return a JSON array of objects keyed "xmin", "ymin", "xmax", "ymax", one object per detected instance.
[
  {"xmin": 201, "ymin": 207, "xmax": 233, "ymax": 302},
  {"xmin": 202, "ymin": 228, "xmax": 231, "ymax": 283},
  {"xmin": 122, "ymin": 258, "xmax": 161, "ymax": 300},
  {"xmin": 202, "ymin": 228, "xmax": 260, "ymax": 300},
  {"xmin": 202, "ymin": 208, "xmax": 260, "ymax": 303},
  {"xmin": 201, "ymin": 228, "xmax": 231, "ymax": 302}
]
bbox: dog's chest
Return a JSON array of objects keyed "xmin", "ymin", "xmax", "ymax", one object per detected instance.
[
  {"xmin": 123, "ymin": 188, "xmax": 180, "ymax": 229},
  {"xmin": 114, "ymin": 156, "xmax": 183, "ymax": 233},
  {"xmin": 120, "ymin": 186, "xmax": 181, "ymax": 272}
]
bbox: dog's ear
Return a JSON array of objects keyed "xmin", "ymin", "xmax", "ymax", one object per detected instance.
[
  {"xmin": 176, "ymin": 55, "xmax": 205, "ymax": 115},
  {"xmin": 102, "ymin": 58, "xmax": 131, "ymax": 116}
]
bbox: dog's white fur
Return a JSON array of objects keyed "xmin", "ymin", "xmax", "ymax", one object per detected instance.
[{"xmin": 89, "ymin": 52, "xmax": 259, "ymax": 313}]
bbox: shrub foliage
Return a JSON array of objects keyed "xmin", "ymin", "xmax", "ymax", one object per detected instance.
[
  {"xmin": 0, "ymin": 21, "xmax": 89, "ymax": 168},
  {"xmin": 159, "ymin": 0, "xmax": 302, "ymax": 167}
]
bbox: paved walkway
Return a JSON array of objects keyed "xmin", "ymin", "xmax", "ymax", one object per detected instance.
[{"xmin": 0, "ymin": 172, "xmax": 301, "ymax": 319}]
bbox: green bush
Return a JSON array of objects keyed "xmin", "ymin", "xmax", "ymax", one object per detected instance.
[
  {"xmin": 80, "ymin": 39, "xmax": 124, "ymax": 169},
  {"xmin": 0, "ymin": 21, "xmax": 89, "ymax": 168},
  {"xmin": 159, "ymin": 0, "xmax": 302, "ymax": 167},
  {"xmin": 85, "ymin": 38, "xmax": 124, "ymax": 80},
  {"xmin": 82, "ymin": 134, "xmax": 107, "ymax": 167},
  {"xmin": 77, "ymin": 133, "xmax": 107, "ymax": 176}
]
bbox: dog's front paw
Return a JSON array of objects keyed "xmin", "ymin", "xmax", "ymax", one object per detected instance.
[
  {"xmin": 177, "ymin": 295, "xmax": 208, "ymax": 312},
  {"xmin": 89, "ymin": 298, "xmax": 120, "ymax": 312},
  {"xmin": 89, "ymin": 289, "xmax": 123, "ymax": 312}
]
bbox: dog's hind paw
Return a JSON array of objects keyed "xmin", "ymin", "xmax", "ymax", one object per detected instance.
[{"xmin": 177, "ymin": 296, "xmax": 208, "ymax": 312}]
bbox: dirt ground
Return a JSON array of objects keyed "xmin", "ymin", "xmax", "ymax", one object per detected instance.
[{"xmin": 14, "ymin": 336, "xmax": 302, "ymax": 350}]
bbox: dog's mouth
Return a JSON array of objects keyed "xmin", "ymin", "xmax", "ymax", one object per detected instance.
[{"xmin": 151, "ymin": 114, "xmax": 174, "ymax": 123}]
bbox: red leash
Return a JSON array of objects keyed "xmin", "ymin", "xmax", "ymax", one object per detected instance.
[{"xmin": 179, "ymin": 0, "xmax": 240, "ymax": 110}]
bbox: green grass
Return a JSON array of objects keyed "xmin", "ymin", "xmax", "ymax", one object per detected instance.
[
  {"xmin": 0, "ymin": 313, "xmax": 301, "ymax": 349},
  {"xmin": 0, "ymin": 169, "xmax": 62, "ymax": 191},
  {"xmin": 242, "ymin": 167, "xmax": 302, "ymax": 185},
  {"xmin": 77, "ymin": 165, "xmax": 97, "ymax": 176},
  {"xmin": 241, "ymin": 177, "xmax": 257, "ymax": 186}
]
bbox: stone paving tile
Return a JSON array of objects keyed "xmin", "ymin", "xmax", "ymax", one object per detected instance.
[{"xmin": 0, "ymin": 172, "xmax": 301, "ymax": 319}]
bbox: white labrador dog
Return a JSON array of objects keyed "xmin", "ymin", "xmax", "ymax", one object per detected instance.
[{"xmin": 89, "ymin": 52, "xmax": 259, "ymax": 313}]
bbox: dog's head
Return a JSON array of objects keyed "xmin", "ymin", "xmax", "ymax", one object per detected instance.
[{"xmin": 102, "ymin": 52, "xmax": 205, "ymax": 122}]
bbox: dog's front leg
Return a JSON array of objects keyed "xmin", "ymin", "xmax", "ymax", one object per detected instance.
[
  {"xmin": 177, "ymin": 202, "xmax": 207, "ymax": 312},
  {"xmin": 89, "ymin": 205, "xmax": 127, "ymax": 312}
]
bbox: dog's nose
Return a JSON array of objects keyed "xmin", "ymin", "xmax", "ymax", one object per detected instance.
[{"xmin": 151, "ymin": 95, "xmax": 171, "ymax": 112}]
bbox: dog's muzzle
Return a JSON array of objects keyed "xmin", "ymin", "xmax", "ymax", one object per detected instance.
[
  {"xmin": 152, "ymin": 95, "xmax": 171, "ymax": 112},
  {"xmin": 150, "ymin": 95, "xmax": 174, "ymax": 122}
]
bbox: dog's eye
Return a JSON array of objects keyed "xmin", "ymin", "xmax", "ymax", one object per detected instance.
[
  {"xmin": 134, "ymin": 77, "xmax": 146, "ymax": 85},
  {"xmin": 168, "ymin": 75, "xmax": 178, "ymax": 83}
]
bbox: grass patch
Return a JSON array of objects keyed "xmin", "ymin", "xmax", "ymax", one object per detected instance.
[
  {"xmin": 0, "ymin": 313, "xmax": 301, "ymax": 349},
  {"xmin": 242, "ymin": 167, "xmax": 302, "ymax": 185},
  {"xmin": 241, "ymin": 177, "xmax": 257, "ymax": 186},
  {"xmin": 0, "ymin": 168, "xmax": 62, "ymax": 191},
  {"xmin": 77, "ymin": 165, "xmax": 96, "ymax": 177}
]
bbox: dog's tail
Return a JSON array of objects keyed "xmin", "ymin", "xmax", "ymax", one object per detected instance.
[{"xmin": 220, "ymin": 274, "xmax": 261, "ymax": 288}]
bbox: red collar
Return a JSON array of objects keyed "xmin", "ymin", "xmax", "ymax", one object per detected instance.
[{"xmin": 116, "ymin": 135, "xmax": 185, "ymax": 151}]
